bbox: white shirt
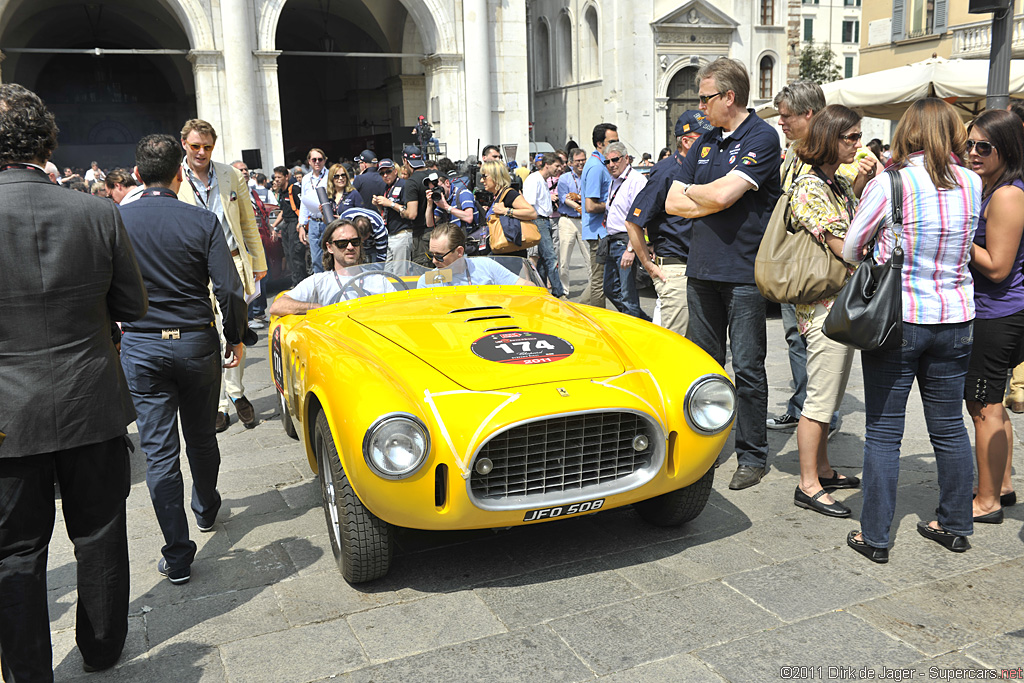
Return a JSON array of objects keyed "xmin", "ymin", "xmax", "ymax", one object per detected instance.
[
  {"xmin": 298, "ymin": 168, "xmax": 329, "ymax": 225},
  {"xmin": 522, "ymin": 171, "xmax": 552, "ymax": 218}
]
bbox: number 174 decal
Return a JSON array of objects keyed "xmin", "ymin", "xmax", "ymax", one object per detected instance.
[{"xmin": 471, "ymin": 331, "xmax": 574, "ymax": 365}]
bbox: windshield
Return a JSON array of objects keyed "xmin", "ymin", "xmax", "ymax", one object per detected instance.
[{"xmin": 326, "ymin": 256, "xmax": 545, "ymax": 302}]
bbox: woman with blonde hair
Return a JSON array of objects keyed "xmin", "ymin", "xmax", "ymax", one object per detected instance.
[
  {"xmin": 843, "ymin": 98, "xmax": 983, "ymax": 562},
  {"xmin": 480, "ymin": 159, "xmax": 537, "ymax": 258},
  {"xmin": 327, "ymin": 163, "xmax": 363, "ymax": 212}
]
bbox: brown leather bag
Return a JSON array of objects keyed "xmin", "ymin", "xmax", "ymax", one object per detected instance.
[
  {"xmin": 754, "ymin": 173, "xmax": 849, "ymax": 304},
  {"xmin": 487, "ymin": 188, "xmax": 541, "ymax": 254}
]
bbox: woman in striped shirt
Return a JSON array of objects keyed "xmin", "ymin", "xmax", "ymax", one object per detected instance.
[{"xmin": 842, "ymin": 99, "xmax": 983, "ymax": 563}]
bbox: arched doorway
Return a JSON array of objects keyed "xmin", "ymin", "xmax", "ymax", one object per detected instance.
[
  {"xmin": 666, "ymin": 66, "xmax": 699, "ymax": 149},
  {"xmin": 0, "ymin": 0, "xmax": 196, "ymax": 171},
  {"xmin": 275, "ymin": 0, "xmax": 424, "ymax": 168}
]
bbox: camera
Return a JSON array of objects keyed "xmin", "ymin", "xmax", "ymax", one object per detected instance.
[
  {"xmin": 422, "ymin": 171, "xmax": 444, "ymax": 203},
  {"xmin": 430, "ymin": 188, "xmax": 444, "ymax": 203}
]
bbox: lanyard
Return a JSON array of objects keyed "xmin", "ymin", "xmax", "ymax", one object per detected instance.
[
  {"xmin": 140, "ymin": 188, "xmax": 176, "ymax": 199},
  {"xmin": 607, "ymin": 166, "xmax": 631, "ymax": 209},
  {"xmin": 183, "ymin": 164, "xmax": 213, "ymax": 209}
]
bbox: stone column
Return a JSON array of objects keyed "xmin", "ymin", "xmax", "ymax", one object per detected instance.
[
  {"xmin": 462, "ymin": 0, "xmax": 493, "ymax": 151},
  {"xmin": 219, "ymin": 0, "xmax": 259, "ymax": 160},
  {"xmin": 0, "ymin": 52, "xmax": 6, "ymax": 85},
  {"xmin": 254, "ymin": 50, "xmax": 284, "ymax": 171},
  {"xmin": 187, "ymin": 50, "xmax": 225, "ymax": 153},
  {"xmin": 422, "ymin": 54, "xmax": 466, "ymax": 159}
]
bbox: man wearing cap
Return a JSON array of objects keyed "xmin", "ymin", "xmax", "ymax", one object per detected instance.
[
  {"xmin": 371, "ymin": 158, "xmax": 413, "ymax": 264},
  {"xmin": 353, "ymin": 149, "xmax": 386, "ymax": 201},
  {"xmin": 664, "ymin": 57, "xmax": 782, "ymax": 491},
  {"xmin": 396, "ymin": 145, "xmax": 432, "ymax": 266},
  {"xmin": 625, "ymin": 109, "xmax": 712, "ymax": 337}
]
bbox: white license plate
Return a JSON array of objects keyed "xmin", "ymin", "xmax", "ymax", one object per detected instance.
[{"xmin": 522, "ymin": 498, "xmax": 605, "ymax": 522}]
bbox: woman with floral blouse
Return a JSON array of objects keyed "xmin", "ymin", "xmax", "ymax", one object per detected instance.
[{"xmin": 787, "ymin": 104, "xmax": 863, "ymax": 518}]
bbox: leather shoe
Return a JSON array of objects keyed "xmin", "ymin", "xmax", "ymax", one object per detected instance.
[
  {"xmin": 82, "ymin": 656, "xmax": 120, "ymax": 673},
  {"xmin": 916, "ymin": 521, "xmax": 970, "ymax": 552},
  {"xmin": 215, "ymin": 411, "xmax": 230, "ymax": 433},
  {"xmin": 794, "ymin": 487, "xmax": 851, "ymax": 517},
  {"xmin": 729, "ymin": 465, "xmax": 765, "ymax": 490},
  {"xmin": 847, "ymin": 531, "xmax": 888, "ymax": 563},
  {"xmin": 973, "ymin": 508, "xmax": 1004, "ymax": 524},
  {"xmin": 818, "ymin": 470, "xmax": 860, "ymax": 490},
  {"xmin": 1002, "ymin": 491, "xmax": 1017, "ymax": 507},
  {"xmin": 1011, "ymin": 401, "xmax": 1024, "ymax": 414},
  {"xmin": 233, "ymin": 396, "xmax": 257, "ymax": 428}
]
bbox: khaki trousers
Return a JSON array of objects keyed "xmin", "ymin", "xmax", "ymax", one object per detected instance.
[
  {"xmin": 214, "ymin": 252, "xmax": 248, "ymax": 413},
  {"xmin": 652, "ymin": 262, "xmax": 689, "ymax": 337},
  {"xmin": 557, "ymin": 216, "xmax": 587, "ymax": 291},
  {"xmin": 582, "ymin": 239, "xmax": 605, "ymax": 308}
]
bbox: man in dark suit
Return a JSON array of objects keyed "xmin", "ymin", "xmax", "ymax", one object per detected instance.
[
  {"xmin": 118, "ymin": 134, "xmax": 247, "ymax": 586},
  {"xmin": 0, "ymin": 84, "xmax": 148, "ymax": 679}
]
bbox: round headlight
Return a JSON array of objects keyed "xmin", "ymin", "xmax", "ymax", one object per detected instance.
[
  {"xmin": 363, "ymin": 415, "xmax": 430, "ymax": 479},
  {"xmin": 686, "ymin": 376, "xmax": 736, "ymax": 434}
]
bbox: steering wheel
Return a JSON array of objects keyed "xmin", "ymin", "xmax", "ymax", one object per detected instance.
[{"xmin": 338, "ymin": 270, "xmax": 410, "ymax": 298}]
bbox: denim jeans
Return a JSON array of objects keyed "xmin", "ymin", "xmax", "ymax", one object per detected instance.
[
  {"xmin": 603, "ymin": 237, "xmax": 649, "ymax": 320},
  {"xmin": 859, "ymin": 321, "xmax": 975, "ymax": 548},
  {"xmin": 686, "ymin": 278, "xmax": 768, "ymax": 468},
  {"xmin": 780, "ymin": 303, "xmax": 807, "ymax": 418},
  {"xmin": 308, "ymin": 219, "xmax": 326, "ymax": 273},
  {"xmin": 535, "ymin": 216, "xmax": 565, "ymax": 297}
]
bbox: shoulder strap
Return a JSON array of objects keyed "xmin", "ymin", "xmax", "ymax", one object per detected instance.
[{"xmin": 887, "ymin": 168, "xmax": 903, "ymax": 228}]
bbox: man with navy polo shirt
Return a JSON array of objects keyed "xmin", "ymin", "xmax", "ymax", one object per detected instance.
[
  {"xmin": 580, "ymin": 122, "xmax": 618, "ymax": 306},
  {"xmin": 665, "ymin": 57, "xmax": 782, "ymax": 491},
  {"xmin": 626, "ymin": 109, "xmax": 712, "ymax": 337}
]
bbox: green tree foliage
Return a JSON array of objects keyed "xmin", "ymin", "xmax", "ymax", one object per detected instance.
[{"xmin": 799, "ymin": 42, "xmax": 843, "ymax": 84}]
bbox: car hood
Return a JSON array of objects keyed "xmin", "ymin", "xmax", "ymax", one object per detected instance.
[{"xmin": 349, "ymin": 291, "xmax": 626, "ymax": 391}]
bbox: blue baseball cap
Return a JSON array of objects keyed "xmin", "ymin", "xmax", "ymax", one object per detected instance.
[
  {"xmin": 675, "ymin": 110, "xmax": 713, "ymax": 137},
  {"xmin": 402, "ymin": 145, "xmax": 425, "ymax": 169}
]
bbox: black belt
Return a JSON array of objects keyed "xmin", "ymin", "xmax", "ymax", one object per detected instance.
[
  {"xmin": 607, "ymin": 232, "xmax": 629, "ymax": 242},
  {"xmin": 124, "ymin": 322, "xmax": 214, "ymax": 339},
  {"xmin": 654, "ymin": 256, "xmax": 687, "ymax": 266}
]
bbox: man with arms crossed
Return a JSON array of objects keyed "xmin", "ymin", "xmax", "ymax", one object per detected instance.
[{"xmin": 665, "ymin": 58, "xmax": 782, "ymax": 490}]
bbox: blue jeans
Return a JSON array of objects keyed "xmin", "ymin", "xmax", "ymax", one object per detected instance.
[
  {"xmin": 535, "ymin": 217, "xmax": 565, "ymax": 298},
  {"xmin": 121, "ymin": 328, "xmax": 223, "ymax": 570},
  {"xmin": 686, "ymin": 278, "xmax": 768, "ymax": 468},
  {"xmin": 781, "ymin": 303, "xmax": 807, "ymax": 418},
  {"xmin": 308, "ymin": 219, "xmax": 326, "ymax": 273},
  {"xmin": 248, "ymin": 290, "xmax": 267, "ymax": 318},
  {"xmin": 603, "ymin": 237, "xmax": 650, "ymax": 320},
  {"xmin": 859, "ymin": 321, "xmax": 975, "ymax": 548}
]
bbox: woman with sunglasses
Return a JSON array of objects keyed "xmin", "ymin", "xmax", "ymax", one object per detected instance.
[
  {"xmin": 963, "ymin": 109, "xmax": 1024, "ymax": 523},
  {"xmin": 786, "ymin": 105, "xmax": 863, "ymax": 519},
  {"xmin": 480, "ymin": 160, "xmax": 538, "ymax": 258},
  {"xmin": 842, "ymin": 98, "xmax": 983, "ymax": 562},
  {"xmin": 327, "ymin": 163, "xmax": 364, "ymax": 213}
]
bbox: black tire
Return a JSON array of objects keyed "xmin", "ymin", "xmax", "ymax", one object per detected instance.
[
  {"xmin": 314, "ymin": 411, "xmax": 392, "ymax": 583},
  {"xmin": 634, "ymin": 465, "xmax": 715, "ymax": 527},
  {"xmin": 279, "ymin": 389, "xmax": 298, "ymax": 440}
]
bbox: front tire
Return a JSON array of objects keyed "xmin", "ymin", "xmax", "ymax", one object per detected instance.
[
  {"xmin": 314, "ymin": 411, "xmax": 392, "ymax": 583},
  {"xmin": 278, "ymin": 389, "xmax": 298, "ymax": 439},
  {"xmin": 634, "ymin": 465, "xmax": 714, "ymax": 527}
]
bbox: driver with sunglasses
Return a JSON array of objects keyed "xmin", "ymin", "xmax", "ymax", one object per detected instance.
[{"xmin": 268, "ymin": 219, "xmax": 395, "ymax": 315}]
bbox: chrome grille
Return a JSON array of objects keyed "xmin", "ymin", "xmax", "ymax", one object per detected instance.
[{"xmin": 469, "ymin": 411, "xmax": 655, "ymax": 502}]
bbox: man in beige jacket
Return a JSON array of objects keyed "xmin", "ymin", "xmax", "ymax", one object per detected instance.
[{"xmin": 177, "ymin": 119, "xmax": 267, "ymax": 431}]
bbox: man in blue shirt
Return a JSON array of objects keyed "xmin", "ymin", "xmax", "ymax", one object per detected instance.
[
  {"xmin": 626, "ymin": 110, "xmax": 712, "ymax": 337},
  {"xmin": 556, "ymin": 147, "xmax": 588, "ymax": 292},
  {"xmin": 665, "ymin": 58, "xmax": 782, "ymax": 491},
  {"xmin": 419, "ymin": 223, "xmax": 532, "ymax": 288},
  {"xmin": 580, "ymin": 122, "xmax": 618, "ymax": 307}
]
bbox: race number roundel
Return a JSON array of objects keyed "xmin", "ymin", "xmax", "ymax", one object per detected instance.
[
  {"xmin": 471, "ymin": 331, "xmax": 574, "ymax": 365},
  {"xmin": 271, "ymin": 326, "xmax": 284, "ymax": 393}
]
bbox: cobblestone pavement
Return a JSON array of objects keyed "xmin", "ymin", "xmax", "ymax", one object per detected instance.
[{"xmin": 47, "ymin": 268, "xmax": 1024, "ymax": 682}]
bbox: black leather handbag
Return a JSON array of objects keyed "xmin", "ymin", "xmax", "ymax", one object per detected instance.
[{"xmin": 821, "ymin": 169, "xmax": 904, "ymax": 352}]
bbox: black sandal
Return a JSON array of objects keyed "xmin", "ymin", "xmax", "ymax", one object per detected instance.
[
  {"xmin": 847, "ymin": 530, "xmax": 888, "ymax": 563},
  {"xmin": 819, "ymin": 470, "xmax": 860, "ymax": 490}
]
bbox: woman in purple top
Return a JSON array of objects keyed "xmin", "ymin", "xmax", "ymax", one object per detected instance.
[{"xmin": 964, "ymin": 109, "xmax": 1024, "ymax": 523}]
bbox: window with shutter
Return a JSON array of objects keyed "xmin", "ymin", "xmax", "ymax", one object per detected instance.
[{"xmin": 891, "ymin": 0, "xmax": 905, "ymax": 42}]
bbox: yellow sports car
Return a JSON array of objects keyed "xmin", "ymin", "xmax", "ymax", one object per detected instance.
[{"xmin": 270, "ymin": 257, "xmax": 735, "ymax": 583}]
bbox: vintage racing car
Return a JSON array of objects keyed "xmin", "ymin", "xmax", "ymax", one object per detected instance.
[{"xmin": 270, "ymin": 257, "xmax": 735, "ymax": 583}]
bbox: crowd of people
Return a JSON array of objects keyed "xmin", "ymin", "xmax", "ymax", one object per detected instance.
[{"xmin": 3, "ymin": 51, "xmax": 1024, "ymax": 678}]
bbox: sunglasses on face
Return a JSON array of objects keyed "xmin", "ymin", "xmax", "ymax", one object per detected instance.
[
  {"xmin": 334, "ymin": 174, "xmax": 347, "ymax": 179},
  {"xmin": 480, "ymin": 173, "xmax": 489, "ymax": 179},
  {"xmin": 331, "ymin": 237, "xmax": 361, "ymax": 249},
  {"xmin": 838, "ymin": 133, "xmax": 864, "ymax": 143},
  {"xmin": 427, "ymin": 246, "xmax": 456, "ymax": 262},
  {"xmin": 698, "ymin": 92, "xmax": 723, "ymax": 105},
  {"xmin": 966, "ymin": 139, "xmax": 996, "ymax": 157},
  {"xmin": 603, "ymin": 156, "xmax": 624, "ymax": 166},
  {"xmin": 309, "ymin": 157, "xmax": 324, "ymax": 163},
  {"xmin": 380, "ymin": 168, "xmax": 394, "ymax": 175},
  {"xmin": 187, "ymin": 143, "xmax": 214, "ymax": 152}
]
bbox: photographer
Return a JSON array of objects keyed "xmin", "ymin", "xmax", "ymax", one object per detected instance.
[{"xmin": 425, "ymin": 170, "xmax": 476, "ymax": 230}]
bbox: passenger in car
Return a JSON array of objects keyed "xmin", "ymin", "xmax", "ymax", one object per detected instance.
[{"xmin": 418, "ymin": 222, "xmax": 534, "ymax": 288}]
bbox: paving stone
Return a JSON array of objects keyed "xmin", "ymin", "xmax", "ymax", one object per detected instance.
[
  {"xmin": 215, "ymin": 461, "xmax": 305, "ymax": 494},
  {"xmin": 273, "ymin": 571, "xmax": 402, "ymax": 626},
  {"xmin": 222, "ymin": 507, "xmax": 323, "ymax": 550},
  {"xmin": 50, "ymin": 615, "xmax": 148, "ymax": 678},
  {"xmin": 277, "ymin": 479, "xmax": 321, "ymax": 510},
  {"xmin": 145, "ymin": 587, "xmax": 289, "ymax": 655},
  {"xmin": 219, "ymin": 619, "xmax": 367, "ymax": 681},
  {"xmin": 219, "ymin": 443, "xmax": 301, "ymax": 472},
  {"xmin": 963, "ymin": 627, "xmax": 1024, "ymax": 670},
  {"xmin": 723, "ymin": 549, "xmax": 892, "ymax": 622},
  {"xmin": 339, "ymin": 625, "xmax": 592, "ymax": 683},
  {"xmin": 549, "ymin": 580, "xmax": 782, "ymax": 674},
  {"xmin": 367, "ymin": 536, "xmax": 522, "ymax": 598},
  {"xmin": 347, "ymin": 592, "xmax": 506, "ymax": 663},
  {"xmin": 696, "ymin": 611, "xmax": 921, "ymax": 681},
  {"xmin": 848, "ymin": 557, "xmax": 1024, "ymax": 657},
  {"xmin": 475, "ymin": 558, "xmax": 642, "ymax": 629},
  {"xmin": 280, "ymin": 533, "xmax": 336, "ymax": 578},
  {"xmin": 595, "ymin": 654, "xmax": 726, "ymax": 682},
  {"xmin": 56, "ymin": 644, "xmax": 226, "ymax": 683}
]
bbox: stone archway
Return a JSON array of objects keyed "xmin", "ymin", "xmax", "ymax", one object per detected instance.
[{"xmin": 665, "ymin": 65, "xmax": 699, "ymax": 149}]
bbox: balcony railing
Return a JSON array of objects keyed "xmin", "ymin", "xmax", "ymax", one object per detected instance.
[{"xmin": 952, "ymin": 14, "xmax": 1024, "ymax": 59}]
